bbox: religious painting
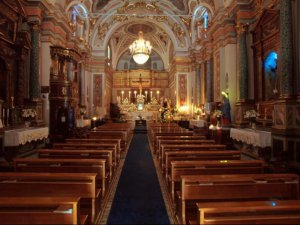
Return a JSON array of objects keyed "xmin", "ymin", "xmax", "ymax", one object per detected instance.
[
  {"xmin": 93, "ymin": 74, "xmax": 103, "ymax": 108},
  {"xmin": 178, "ymin": 74, "xmax": 187, "ymax": 106}
]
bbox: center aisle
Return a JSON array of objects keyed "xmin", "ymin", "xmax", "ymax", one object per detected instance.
[{"xmin": 107, "ymin": 133, "xmax": 170, "ymax": 224}]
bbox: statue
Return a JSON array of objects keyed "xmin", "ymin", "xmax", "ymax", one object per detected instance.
[{"xmin": 221, "ymin": 92, "xmax": 231, "ymax": 125}]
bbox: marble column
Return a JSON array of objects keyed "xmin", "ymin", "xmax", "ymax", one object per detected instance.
[
  {"xmin": 205, "ymin": 58, "xmax": 213, "ymax": 103},
  {"xmin": 237, "ymin": 23, "xmax": 249, "ymax": 101},
  {"xmin": 234, "ymin": 23, "xmax": 252, "ymax": 126},
  {"xmin": 195, "ymin": 64, "xmax": 201, "ymax": 105},
  {"xmin": 30, "ymin": 23, "xmax": 41, "ymax": 100},
  {"xmin": 271, "ymin": 0, "xmax": 299, "ymax": 161},
  {"xmin": 279, "ymin": 0, "xmax": 294, "ymax": 98}
]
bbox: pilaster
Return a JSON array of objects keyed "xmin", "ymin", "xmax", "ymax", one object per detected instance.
[{"xmin": 235, "ymin": 23, "xmax": 253, "ymax": 126}]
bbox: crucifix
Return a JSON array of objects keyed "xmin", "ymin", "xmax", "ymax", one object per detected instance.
[{"xmin": 139, "ymin": 73, "xmax": 143, "ymax": 96}]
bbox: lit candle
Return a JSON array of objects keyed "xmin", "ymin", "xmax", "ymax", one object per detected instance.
[
  {"xmin": 150, "ymin": 91, "xmax": 153, "ymax": 99},
  {"xmin": 145, "ymin": 91, "xmax": 148, "ymax": 99},
  {"xmin": 121, "ymin": 91, "xmax": 124, "ymax": 101},
  {"xmin": 157, "ymin": 90, "xmax": 160, "ymax": 99},
  {"xmin": 134, "ymin": 90, "xmax": 137, "ymax": 98}
]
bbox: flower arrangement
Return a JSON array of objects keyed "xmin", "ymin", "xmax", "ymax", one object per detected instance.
[
  {"xmin": 21, "ymin": 108, "xmax": 37, "ymax": 120},
  {"xmin": 194, "ymin": 107, "xmax": 202, "ymax": 115},
  {"xmin": 213, "ymin": 110, "xmax": 222, "ymax": 118},
  {"xmin": 171, "ymin": 106, "xmax": 178, "ymax": 115},
  {"xmin": 244, "ymin": 109, "xmax": 260, "ymax": 119}
]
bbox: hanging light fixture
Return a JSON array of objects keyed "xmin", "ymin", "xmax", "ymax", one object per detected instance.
[{"xmin": 129, "ymin": 31, "xmax": 152, "ymax": 65}]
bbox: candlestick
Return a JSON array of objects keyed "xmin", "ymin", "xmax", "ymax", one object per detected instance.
[
  {"xmin": 121, "ymin": 91, "xmax": 124, "ymax": 101},
  {"xmin": 134, "ymin": 91, "xmax": 137, "ymax": 98},
  {"xmin": 150, "ymin": 91, "xmax": 153, "ymax": 99},
  {"xmin": 145, "ymin": 91, "xmax": 148, "ymax": 98},
  {"xmin": 156, "ymin": 90, "xmax": 160, "ymax": 99}
]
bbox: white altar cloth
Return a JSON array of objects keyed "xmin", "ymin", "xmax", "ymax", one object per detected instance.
[
  {"xmin": 189, "ymin": 119, "xmax": 206, "ymax": 128},
  {"xmin": 4, "ymin": 127, "xmax": 49, "ymax": 147},
  {"xmin": 230, "ymin": 128, "xmax": 271, "ymax": 148}
]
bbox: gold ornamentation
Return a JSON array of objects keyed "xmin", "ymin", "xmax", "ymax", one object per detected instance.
[
  {"xmin": 98, "ymin": 22, "xmax": 109, "ymax": 40},
  {"xmin": 180, "ymin": 17, "xmax": 191, "ymax": 28},
  {"xmin": 236, "ymin": 23, "xmax": 249, "ymax": 35}
]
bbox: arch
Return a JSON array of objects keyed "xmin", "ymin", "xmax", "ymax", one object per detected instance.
[
  {"xmin": 65, "ymin": 1, "xmax": 90, "ymax": 42},
  {"xmin": 191, "ymin": 3, "xmax": 214, "ymax": 45},
  {"xmin": 89, "ymin": 0, "xmax": 192, "ymax": 52}
]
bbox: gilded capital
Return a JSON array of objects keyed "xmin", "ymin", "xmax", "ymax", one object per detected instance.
[{"xmin": 236, "ymin": 23, "xmax": 249, "ymax": 35}]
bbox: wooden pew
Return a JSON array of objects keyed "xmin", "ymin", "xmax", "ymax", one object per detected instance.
[
  {"xmin": 178, "ymin": 173, "xmax": 299, "ymax": 224},
  {"xmin": 150, "ymin": 131, "xmax": 194, "ymax": 148},
  {"xmin": 196, "ymin": 200, "xmax": 300, "ymax": 225},
  {"xmin": 87, "ymin": 131, "xmax": 128, "ymax": 150},
  {"xmin": 38, "ymin": 149, "xmax": 113, "ymax": 181},
  {"xmin": 154, "ymin": 135, "xmax": 207, "ymax": 153},
  {"xmin": 164, "ymin": 150, "xmax": 241, "ymax": 178},
  {"xmin": 65, "ymin": 138, "xmax": 122, "ymax": 152},
  {"xmin": 169, "ymin": 160, "xmax": 265, "ymax": 201},
  {"xmin": 0, "ymin": 197, "xmax": 87, "ymax": 225},
  {"xmin": 14, "ymin": 158, "xmax": 107, "ymax": 198},
  {"xmin": 160, "ymin": 144, "xmax": 227, "ymax": 166},
  {"xmin": 0, "ymin": 172, "xmax": 99, "ymax": 224},
  {"xmin": 52, "ymin": 142, "xmax": 119, "ymax": 164},
  {"xmin": 157, "ymin": 140, "xmax": 215, "ymax": 158}
]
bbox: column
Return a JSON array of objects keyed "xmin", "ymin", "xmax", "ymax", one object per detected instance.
[
  {"xmin": 205, "ymin": 58, "xmax": 213, "ymax": 103},
  {"xmin": 237, "ymin": 23, "xmax": 249, "ymax": 101},
  {"xmin": 29, "ymin": 22, "xmax": 41, "ymax": 100},
  {"xmin": 195, "ymin": 64, "xmax": 201, "ymax": 105},
  {"xmin": 280, "ymin": 0, "xmax": 294, "ymax": 97}
]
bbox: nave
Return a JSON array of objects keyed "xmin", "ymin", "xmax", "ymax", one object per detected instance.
[{"xmin": 0, "ymin": 120, "xmax": 300, "ymax": 224}]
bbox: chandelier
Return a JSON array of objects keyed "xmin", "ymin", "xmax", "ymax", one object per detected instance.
[{"xmin": 129, "ymin": 31, "xmax": 152, "ymax": 65}]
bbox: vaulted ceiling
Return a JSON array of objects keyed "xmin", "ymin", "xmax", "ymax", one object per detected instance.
[{"xmin": 82, "ymin": 0, "xmax": 229, "ymax": 69}]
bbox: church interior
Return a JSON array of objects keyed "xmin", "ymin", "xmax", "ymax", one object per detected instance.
[{"xmin": 0, "ymin": 0, "xmax": 300, "ymax": 224}]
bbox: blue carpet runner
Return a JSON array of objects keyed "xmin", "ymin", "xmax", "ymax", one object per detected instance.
[{"xmin": 107, "ymin": 133, "xmax": 170, "ymax": 224}]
